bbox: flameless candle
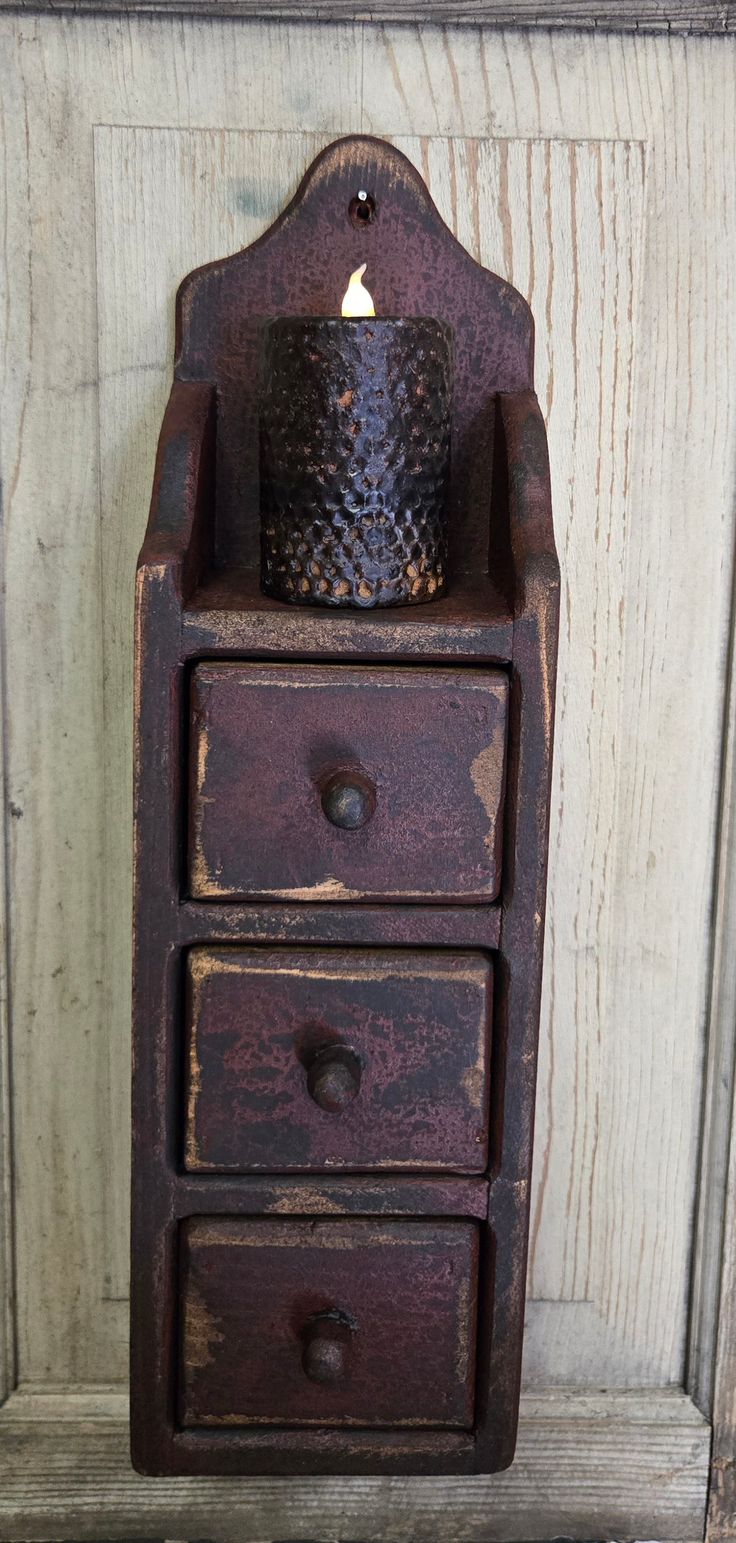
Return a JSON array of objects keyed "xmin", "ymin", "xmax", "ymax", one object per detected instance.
[
  {"xmin": 341, "ymin": 263, "xmax": 376, "ymax": 318},
  {"xmin": 259, "ymin": 268, "xmax": 453, "ymax": 608}
]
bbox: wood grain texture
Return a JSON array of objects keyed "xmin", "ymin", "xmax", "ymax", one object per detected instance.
[
  {"xmin": 1, "ymin": 10, "xmax": 735, "ymax": 1434},
  {"xmin": 0, "ymin": 611, "xmax": 12, "ymax": 1399},
  {"xmin": 0, "ymin": 737, "xmax": 13, "ymax": 1404},
  {"xmin": 0, "ymin": 0, "xmax": 733, "ymax": 31},
  {"xmin": 0, "ymin": 51, "xmax": 14, "ymax": 1391},
  {"xmin": 0, "ymin": 16, "xmax": 111, "ymax": 1385},
  {"xmin": 0, "ymin": 1386, "xmax": 710, "ymax": 1542},
  {"xmin": 0, "ymin": 19, "xmax": 361, "ymax": 1385},
  {"xmin": 94, "ymin": 125, "xmax": 338, "ymax": 1315},
  {"xmin": 707, "ymin": 1086, "xmax": 736, "ymax": 1540},
  {"xmin": 359, "ymin": 29, "xmax": 736, "ymax": 1388},
  {"xmin": 703, "ymin": 581, "xmax": 736, "ymax": 1536},
  {"xmin": 92, "ymin": 122, "xmax": 648, "ymax": 1387},
  {"xmin": 689, "ymin": 543, "xmax": 736, "ymax": 1420}
]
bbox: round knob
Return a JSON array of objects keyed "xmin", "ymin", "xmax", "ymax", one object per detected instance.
[
  {"xmin": 301, "ymin": 1311, "xmax": 353, "ymax": 1385},
  {"xmin": 320, "ymin": 770, "xmax": 375, "ymax": 831},
  {"xmin": 307, "ymin": 1045, "xmax": 362, "ymax": 1113}
]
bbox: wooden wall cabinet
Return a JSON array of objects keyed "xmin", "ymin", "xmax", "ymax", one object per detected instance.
[
  {"xmin": 4, "ymin": 11, "xmax": 736, "ymax": 1536},
  {"xmin": 131, "ymin": 136, "xmax": 559, "ymax": 1476}
]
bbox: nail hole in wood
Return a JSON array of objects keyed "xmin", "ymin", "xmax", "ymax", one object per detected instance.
[{"xmin": 349, "ymin": 190, "xmax": 377, "ymax": 227}]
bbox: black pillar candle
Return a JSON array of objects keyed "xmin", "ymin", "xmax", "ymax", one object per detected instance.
[{"xmin": 259, "ymin": 316, "xmax": 453, "ymax": 608}]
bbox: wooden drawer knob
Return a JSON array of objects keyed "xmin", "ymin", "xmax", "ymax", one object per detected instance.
[
  {"xmin": 301, "ymin": 1311, "xmax": 353, "ymax": 1385},
  {"xmin": 320, "ymin": 770, "xmax": 376, "ymax": 830},
  {"xmin": 307, "ymin": 1045, "xmax": 362, "ymax": 1113}
]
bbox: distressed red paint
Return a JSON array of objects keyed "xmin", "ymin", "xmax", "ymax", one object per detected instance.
[
  {"xmin": 184, "ymin": 947, "xmax": 492, "ymax": 1173},
  {"xmin": 131, "ymin": 135, "xmax": 559, "ymax": 1477},
  {"xmin": 188, "ymin": 662, "xmax": 508, "ymax": 904}
]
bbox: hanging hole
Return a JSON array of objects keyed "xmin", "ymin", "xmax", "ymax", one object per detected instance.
[{"xmin": 349, "ymin": 190, "xmax": 377, "ymax": 227}]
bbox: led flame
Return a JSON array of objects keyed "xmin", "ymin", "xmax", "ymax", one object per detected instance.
[{"xmin": 341, "ymin": 263, "xmax": 375, "ymax": 318}]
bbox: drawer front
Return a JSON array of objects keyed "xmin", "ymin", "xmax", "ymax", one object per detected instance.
[
  {"xmin": 184, "ymin": 947, "xmax": 492, "ymax": 1173},
  {"xmin": 179, "ymin": 1218, "xmax": 478, "ymax": 1428},
  {"xmin": 188, "ymin": 663, "xmax": 507, "ymax": 903}
]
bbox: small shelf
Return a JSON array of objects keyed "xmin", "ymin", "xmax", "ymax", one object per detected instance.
[{"xmin": 182, "ymin": 566, "xmax": 513, "ymax": 663}]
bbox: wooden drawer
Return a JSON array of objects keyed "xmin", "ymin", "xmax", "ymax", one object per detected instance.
[
  {"xmin": 184, "ymin": 946, "xmax": 491, "ymax": 1173},
  {"xmin": 179, "ymin": 1218, "xmax": 479, "ymax": 1429},
  {"xmin": 188, "ymin": 663, "xmax": 508, "ymax": 903}
]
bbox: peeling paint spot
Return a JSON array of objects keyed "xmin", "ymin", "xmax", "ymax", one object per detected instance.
[
  {"xmin": 470, "ymin": 718, "xmax": 505, "ymax": 858},
  {"xmin": 183, "ymin": 1286, "xmax": 224, "ymax": 1371}
]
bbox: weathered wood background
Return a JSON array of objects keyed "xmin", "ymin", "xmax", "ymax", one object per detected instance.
[
  {"xmin": 0, "ymin": 0, "xmax": 733, "ymax": 29},
  {"xmin": 1, "ymin": 13, "xmax": 735, "ymax": 1535}
]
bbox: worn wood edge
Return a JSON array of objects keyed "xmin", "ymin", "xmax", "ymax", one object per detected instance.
[
  {"xmin": 0, "ymin": 554, "xmax": 14, "ymax": 1407},
  {"xmin": 688, "ymin": 532, "xmax": 736, "ymax": 1420},
  {"xmin": 704, "ymin": 549, "xmax": 736, "ymax": 1539},
  {"xmin": 0, "ymin": 0, "xmax": 732, "ymax": 30},
  {"xmin": 707, "ymin": 1061, "xmax": 736, "ymax": 1543},
  {"xmin": 0, "ymin": 97, "xmax": 13, "ymax": 1390},
  {"xmin": 707, "ymin": 1059, "xmax": 736, "ymax": 1543},
  {"xmin": 0, "ymin": 1386, "xmax": 709, "ymax": 1542},
  {"xmin": 0, "ymin": 930, "xmax": 13, "ymax": 1408},
  {"xmin": 0, "ymin": 931, "xmax": 12, "ymax": 1406}
]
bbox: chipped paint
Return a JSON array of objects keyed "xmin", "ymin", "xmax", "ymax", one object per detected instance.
[
  {"xmin": 187, "ymin": 949, "xmax": 490, "ymax": 988},
  {"xmin": 183, "ymin": 1285, "xmax": 225, "ymax": 1372},
  {"xmin": 461, "ymin": 1035, "xmax": 488, "ymax": 1115},
  {"xmin": 272, "ymin": 876, "xmax": 361, "ymax": 902},
  {"xmin": 454, "ymin": 1271, "xmax": 473, "ymax": 1386},
  {"xmin": 470, "ymin": 713, "xmax": 506, "ymax": 859},
  {"xmin": 188, "ymin": 1221, "xmax": 472, "ymax": 1251},
  {"xmin": 190, "ymin": 717, "xmax": 216, "ymax": 896},
  {"xmin": 133, "ymin": 140, "xmax": 559, "ymax": 1474},
  {"xmin": 188, "ymin": 662, "xmax": 508, "ymax": 901},
  {"xmin": 184, "ymin": 1411, "xmax": 470, "ymax": 1428},
  {"xmin": 183, "ymin": 945, "xmax": 491, "ymax": 1171},
  {"xmin": 195, "ymin": 663, "xmax": 505, "ymax": 692},
  {"xmin": 182, "ymin": 605, "xmax": 504, "ymax": 659},
  {"xmin": 268, "ymin": 1189, "xmax": 343, "ymax": 1214},
  {"xmin": 184, "ymin": 1015, "xmax": 202, "ymax": 1170}
]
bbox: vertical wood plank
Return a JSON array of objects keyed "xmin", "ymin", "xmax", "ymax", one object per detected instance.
[
  {"xmin": 0, "ymin": 720, "xmax": 13, "ymax": 1404},
  {"xmin": 0, "ymin": 23, "xmax": 21, "ymax": 1406},
  {"xmin": 1, "ymin": 14, "xmax": 110, "ymax": 1385},
  {"xmin": 0, "ymin": 12, "xmax": 362, "ymax": 1384},
  {"xmin": 94, "ymin": 124, "xmax": 335, "ymax": 1305},
  {"xmin": 597, "ymin": 34, "xmax": 736, "ymax": 1385},
  {"xmin": 390, "ymin": 131, "xmax": 647, "ymax": 1376},
  {"xmin": 701, "ymin": 562, "xmax": 736, "ymax": 1534},
  {"xmin": 0, "ymin": 663, "xmax": 15, "ymax": 1404},
  {"xmin": 364, "ymin": 28, "xmax": 736, "ymax": 1388},
  {"xmin": 707, "ymin": 1028, "xmax": 736, "ymax": 1542},
  {"xmin": 690, "ymin": 547, "xmax": 736, "ymax": 1415},
  {"xmin": 2, "ymin": 9, "xmax": 736, "ymax": 1407}
]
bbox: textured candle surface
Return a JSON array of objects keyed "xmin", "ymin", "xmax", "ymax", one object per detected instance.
[{"xmin": 259, "ymin": 317, "xmax": 453, "ymax": 608}]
